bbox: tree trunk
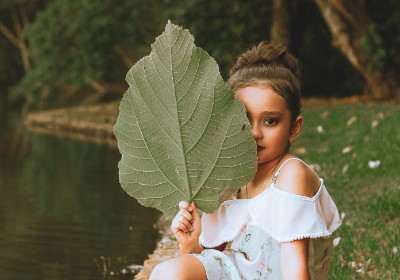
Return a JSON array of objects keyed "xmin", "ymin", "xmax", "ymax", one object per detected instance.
[
  {"xmin": 271, "ymin": 0, "xmax": 291, "ymax": 48},
  {"xmin": 314, "ymin": 0, "xmax": 400, "ymax": 100},
  {"xmin": 0, "ymin": 8, "xmax": 31, "ymax": 72}
]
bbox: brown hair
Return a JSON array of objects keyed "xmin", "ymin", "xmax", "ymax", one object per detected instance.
[{"xmin": 228, "ymin": 42, "xmax": 301, "ymax": 123}]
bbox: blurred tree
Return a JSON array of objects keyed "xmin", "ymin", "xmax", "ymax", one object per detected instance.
[
  {"xmin": 163, "ymin": 0, "xmax": 271, "ymax": 77},
  {"xmin": 291, "ymin": 0, "xmax": 365, "ymax": 97},
  {"xmin": 271, "ymin": 0, "xmax": 291, "ymax": 48},
  {"xmin": 314, "ymin": 0, "xmax": 400, "ymax": 100},
  {"xmin": 365, "ymin": 0, "xmax": 400, "ymax": 82},
  {"xmin": 155, "ymin": 0, "xmax": 367, "ymax": 97},
  {"xmin": 0, "ymin": 0, "xmax": 49, "ymax": 113},
  {"xmin": 13, "ymin": 0, "xmax": 163, "ymax": 106},
  {"xmin": 1, "ymin": 1, "xmax": 33, "ymax": 71},
  {"xmin": 7, "ymin": 0, "xmax": 400, "ymax": 110}
]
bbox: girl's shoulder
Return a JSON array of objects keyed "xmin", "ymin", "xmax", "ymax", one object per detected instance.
[{"xmin": 273, "ymin": 156, "xmax": 321, "ymax": 198}]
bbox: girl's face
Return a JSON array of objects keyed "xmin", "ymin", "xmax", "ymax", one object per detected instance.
[{"xmin": 235, "ymin": 86, "xmax": 302, "ymax": 164}]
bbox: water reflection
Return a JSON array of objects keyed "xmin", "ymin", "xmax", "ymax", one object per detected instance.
[{"xmin": 0, "ymin": 117, "xmax": 160, "ymax": 280}]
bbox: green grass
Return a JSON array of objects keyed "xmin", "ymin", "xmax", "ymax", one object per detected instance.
[{"xmin": 294, "ymin": 103, "xmax": 400, "ymax": 279}]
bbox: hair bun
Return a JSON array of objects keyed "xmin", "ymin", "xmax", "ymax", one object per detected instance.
[
  {"xmin": 230, "ymin": 41, "xmax": 300, "ymax": 81},
  {"xmin": 228, "ymin": 41, "xmax": 302, "ymax": 123}
]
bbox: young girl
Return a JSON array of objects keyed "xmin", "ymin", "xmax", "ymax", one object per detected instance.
[{"xmin": 150, "ymin": 42, "xmax": 341, "ymax": 280}]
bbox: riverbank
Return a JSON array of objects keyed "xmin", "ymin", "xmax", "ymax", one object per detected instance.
[{"xmin": 24, "ymin": 101, "xmax": 119, "ymax": 147}]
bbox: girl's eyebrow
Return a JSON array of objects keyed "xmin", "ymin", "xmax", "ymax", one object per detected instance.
[
  {"xmin": 246, "ymin": 111, "xmax": 283, "ymax": 118},
  {"xmin": 261, "ymin": 111, "xmax": 283, "ymax": 116}
]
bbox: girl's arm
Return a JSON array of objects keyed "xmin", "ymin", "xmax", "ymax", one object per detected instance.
[
  {"xmin": 280, "ymin": 238, "xmax": 311, "ymax": 280},
  {"xmin": 171, "ymin": 201, "xmax": 204, "ymax": 255},
  {"xmin": 276, "ymin": 159, "xmax": 320, "ymax": 279}
]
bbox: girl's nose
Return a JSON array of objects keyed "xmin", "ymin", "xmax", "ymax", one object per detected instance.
[{"xmin": 251, "ymin": 124, "xmax": 262, "ymax": 140}]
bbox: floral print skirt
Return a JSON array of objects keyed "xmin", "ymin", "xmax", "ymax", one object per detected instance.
[
  {"xmin": 191, "ymin": 222, "xmax": 331, "ymax": 280},
  {"xmin": 191, "ymin": 224, "xmax": 282, "ymax": 280}
]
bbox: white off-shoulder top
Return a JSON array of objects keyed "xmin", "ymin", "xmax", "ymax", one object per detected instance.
[{"xmin": 191, "ymin": 158, "xmax": 342, "ymax": 280}]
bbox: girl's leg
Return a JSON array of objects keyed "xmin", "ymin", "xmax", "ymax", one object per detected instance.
[{"xmin": 149, "ymin": 255, "xmax": 207, "ymax": 280}]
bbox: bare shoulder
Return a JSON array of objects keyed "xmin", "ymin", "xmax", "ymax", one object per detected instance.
[{"xmin": 274, "ymin": 159, "xmax": 321, "ymax": 198}]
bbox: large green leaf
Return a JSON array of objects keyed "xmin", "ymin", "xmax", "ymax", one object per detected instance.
[{"xmin": 114, "ymin": 21, "xmax": 257, "ymax": 217}]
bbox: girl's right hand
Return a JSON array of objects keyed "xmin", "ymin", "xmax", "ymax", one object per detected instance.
[{"xmin": 171, "ymin": 201, "xmax": 203, "ymax": 254}]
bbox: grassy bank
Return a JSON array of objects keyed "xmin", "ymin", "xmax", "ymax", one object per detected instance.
[{"xmin": 296, "ymin": 103, "xmax": 399, "ymax": 279}]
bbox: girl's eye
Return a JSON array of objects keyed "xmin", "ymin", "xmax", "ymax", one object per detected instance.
[{"xmin": 263, "ymin": 118, "xmax": 278, "ymax": 125}]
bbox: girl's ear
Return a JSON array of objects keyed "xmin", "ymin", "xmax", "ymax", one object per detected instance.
[{"xmin": 289, "ymin": 116, "xmax": 304, "ymax": 144}]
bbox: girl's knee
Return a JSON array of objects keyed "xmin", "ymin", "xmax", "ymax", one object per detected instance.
[
  {"xmin": 149, "ymin": 262, "xmax": 163, "ymax": 280},
  {"xmin": 149, "ymin": 256, "xmax": 206, "ymax": 280},
  {"xmin": 149, "ymin": 259, "xmax": 180, "ymax": 280}
]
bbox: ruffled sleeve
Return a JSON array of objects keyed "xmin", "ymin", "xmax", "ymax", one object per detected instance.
[
  {"xmin": 199, "ymin": 179, "xmax": 341, "ymax": 246},
  {"xmin": 249, "ymin": 179, "xmax": 342, "ymax": 242}
]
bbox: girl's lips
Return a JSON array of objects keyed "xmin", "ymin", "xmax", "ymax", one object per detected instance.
[{"xmin": 257, "ymin": 145, "xmax": 265, "ymax": 151}]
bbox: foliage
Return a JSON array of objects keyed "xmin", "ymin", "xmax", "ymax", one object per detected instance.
[
  {"xmin": 14, "ymin": 0, "xmax": 273, "ymax": 102},
  {"xmin": 364, "ymin": 0, "xmax": 400, "ymax": 71},
  {"xmin": 114, "ymin": 22, "xmax": 257, "ymax": 217},
  {"xmin": 163, "ymin": 0, "xmax": 272, "ymax": 77},
  {"xmin": 13, "ymin": 0, "xmax": 163, "ymax": 102},
  {"xmin": 0, "ymin": 0, "xmax": 49, "ymax": 93},
  {"xmin": 6, "ymin": 0, "xmax": 400, "ymax": 107},
  {"xmin": 361, "ymin": 24, "xmax": 388, "ymax": 72}
]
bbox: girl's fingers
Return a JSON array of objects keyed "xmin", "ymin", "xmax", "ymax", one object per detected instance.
[
  {"xmin": 171, "ymin": 201, "xmax": 196, "ymax": 235},
  {"xmin": 191, "ymin": 202, "xmax": 197, "ymax": 217},
  {"xmin": 178, "ymin": 215, "xmax": 192, "ymax": 230},
  {"xmin": 179, "ymin": 201, "xmax": 193, "ymax": 212},
  {"xmin": 178, "ymin": 209, "xmax": 193, "ymax": 222},
  {"xmin": 172, "ymin": 214, "xmax": 194, "ymax": 232},
  {"xmin": 178, "ymin": 221, "xmax": 192, "ymax": 232},
  {"xmin": 172, "ymin": 219, "xmax": 192, "ymax": 233},
  {"xmin": 190, "ymin": 202, "xmax": 201, "ymax": 229}
]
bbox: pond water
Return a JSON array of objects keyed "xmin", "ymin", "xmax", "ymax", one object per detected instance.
[{"xmin": 0, "ymin": 114, "xmax": 161, "ymax": 280}]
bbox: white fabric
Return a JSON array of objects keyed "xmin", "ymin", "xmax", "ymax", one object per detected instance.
[
  {"xmin": 200, "ymin": 158, "xmax": 341, "ymax": 246},
  {"xmin": 200, "ymin": 180, "xmax": 341, "ymax": 246}
]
